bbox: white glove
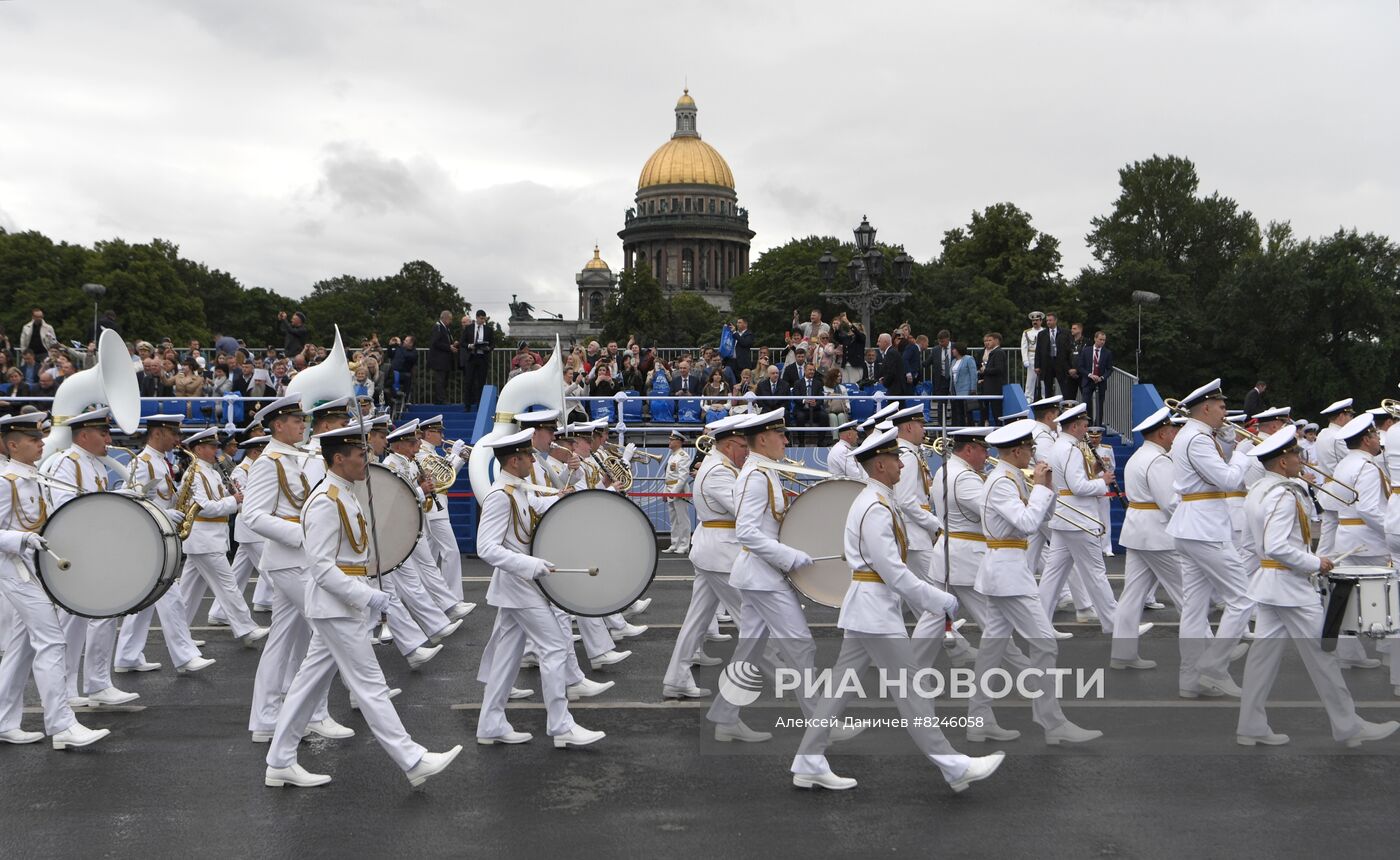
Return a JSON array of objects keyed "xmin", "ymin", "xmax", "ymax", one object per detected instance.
[
  {"xmin": 941, "ymin": 590, "xmax": 960, "ymax": 618},
  {"xmin": 367, "ymin": 591, "xmax": 391, "ymax": 614},
  {"xmin": 165, "ymin": 508, "xmax": 185, "ymax": 524},
  {"xmin": 450, "ymin": 439, "xmax": 468, "ymax": 460},
  {"xmin": 789, "ymin": 550, "xmax": 814, "ymax": 571},
  {"xmin": 22, "ymin": 533, "xmax": 46, "ymax": 553},
  {"xmin": 533, "ymin": 559, "xmax": 555, "ymax": 579}
]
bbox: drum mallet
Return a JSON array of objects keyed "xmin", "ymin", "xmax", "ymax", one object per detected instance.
[
  {"xmin": 550, "ymin": 567, "xmax": 600, "ymax": 576},
  {"xmin": 808, "ymin": 555, "xmax": 844, "ymax": 563},
  {"xmin": 1330, "ymin": 547, "xmax": 1364, "ymax": 565},
  {"xmin": 37, "ymin": 540, "xmax": 70, "ymax": 571}
]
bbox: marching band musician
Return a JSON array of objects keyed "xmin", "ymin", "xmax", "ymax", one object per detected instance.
[
  {"xmin": 386, "ymin": 421, "xmax": 474, "ymax": 624},
  {"xmin": 173, "ymin": 428, "xmax": 269, "ymax": 648},
  {"xmin": 1037, "ymin": 403, "xmax": 1142, "ymax": 638},
  {"xmin": 113, "ymin": 414, "xmax": 214, "ymax": 676},
  {"xmin": 1237, "ymin": 408, "xmax": 1298, "ymax": 577},
  {"xmin": 1110, "ymin": 408, "xmax": 1186, "ymax": 670},
  {"xmin": 219, "ymin": 428, "xmax": 270, "ymax": 623},
  {"xmin": 0, "ymin": 412, "xmax": 110, "ymax": 749},
  {"xmin": 663, "ymin": 430, "xmax": 693, "ymax": 555},
  {"xmin": 245, "ymin": 395, "xmax": 353, "ymax": 745},
  {"xmin": 825, "ymin": 420, "xmax": 862, "ymax": 480},
  {"xmin": 1235, "ymin": 425, "xmax": 1398, "ymax": 748},
  {"xmin": 968, "ymin": 418, "xmax": 1102, "ymax": 745},
  {"xmin": 474, "ymin": 429, "xmax": 607, "ymax": 748},
  {"xmin": 1313, "ymin": 398, "xmax": 1356, "ymax": 556},
  {"xmin": 790, "ymin": 427, "xmax": 1004, "ymax": 793},
  {"xmin": 1027, "ymin": 394, "xmax": 1084, "ymax": 633},
  {"xmin": 417, "ymin": 415, "xmax": 472, "ymax": 605},
  {"xmin": 44, "ymin": 407, "xmax": 139, "ymax": 707},
  {"xmin": 663, "ymin": 414, "xmax": 749, "ymax": 700},
  {"xmin": 574, "ymin": 420, "xmax": 610, "ymax": 490},
  {"xmin": 299, "ymin": 397, "xmax": 352, "ymax": 488},
  {"xmin": 264, "ymin": 425, "xmax": 462, "ymax": 788},
  {"xmin": 1167, "ymin": 379, "xmax": 1253, "ymax": 699},
  {"xmin": 1087, "ymin": 427, "xmax": 1115, "ymax": 556},
  {"xmin": 1331, "ymin": 414, "xmax": 1389, "ymax": 567},
  {"xmin": 366, "ymin": 414, "xmax": 391, "ymax": 461}
]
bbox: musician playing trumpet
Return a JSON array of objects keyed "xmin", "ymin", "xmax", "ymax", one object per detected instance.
[{"xmin": 417, "ymin": 415, "xmax": 473, "ymax": 606}]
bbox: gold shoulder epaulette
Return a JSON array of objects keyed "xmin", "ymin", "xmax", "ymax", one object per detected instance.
[{"xmin": 266, "ymin": 451, "xmax": 283, "ymax": 461}]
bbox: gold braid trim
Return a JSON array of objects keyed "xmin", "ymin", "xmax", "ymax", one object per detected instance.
[
  {"xmin": 3, "ymin": 474, "xmax": 47, "ymax": 532},
  {"xmin": 325, "ymin": 484, "xmax": 368, "ymax": 554}
]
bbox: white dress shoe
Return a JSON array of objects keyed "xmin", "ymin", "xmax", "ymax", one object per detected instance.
[
  {"xmin": 949, "ymin": 649, "xmax": 979, "ymax": 669},
  {"xmin": 51, "ymin": 723, "xmax": 110, "ymax": 750},
  {"xmin": 407, "ymin": 745, "xmax": 462, "ymax": 786},
  {"xmin": 478, "ymin": 730, "xmax": 533, "ymax": 745},
  {"xmin": 663, "ymin": 684, "xmax": 711, "ymax": 699},
  {"xmin": 1045, "ymin": 720, "xmax": 1103, "ymax": 745},
  {"xmin": 1056, "ymin": 597, "xmax": 1074, "ymax": 611},
  {"xmin": 0, "ymin": 728, "xmax": 44, "ymax": 744},
  {"xmin": 305, "ymin": 717, "xmax": 355, "ymax": 740},
  {"xmin": 1393, "ymin": 685, "xmax": 1400, "ymax": 697},
  {"xmin": 624, "ymin": 598, "xmax": 652, "ymax": 617},
  {"xmin": 1137, "ymin": 622, "xmax": 1154, "ymax": 635},
  {"xmin": 509, "ymin": 687, "xmax": 534, "ymax": 700},
  {"xmin": 714, "ymin": 720, "xmax": 771, "ymax": 743},
  {"xmin": 1144, "ymin": 601, "xmax": 1166, "ymax": 610},
  {"xmin": 429, "ymin": 619, "xmax": 463, "ymax": 645},
  {"xmin": 242, "ymin": 627, "xmax": 271, "ymax": 647},
  {"xmin": 948, "ymin": 752, "xmax": 1005, "ymax": 793},
  {"xmin": 265, "ymin": 763, "xmax": 331, "ymax": 788},
  {"xmin": 1237, "ymin": 732, "xmax": 1290, "ymax": 746},
  {"xmin": 1052, "ymin": 629, "xmax": 1074, "ymax": 640},
  {"xmin": 716, "ymin": 611, "xmax": 733, "ymax": 623},
  {"xmin": 447, "ymin": 602, "xmax": 476, "ymax": 621},
  {"xmin": 1345, "ymin": 720, "xmax": 1400, "ymax": 748},
  {"xmin": 614, "ymin": 622, "xmax": 648, "ymax": 639},
  {"xmin": 114, "ymin": 660, "xmax": 161, "ymax": 673},
  {"xmin": 67, "ymin": 696, "xmax": 90, "ymax": 709},
  {"xmin": 251, "ymin": 730, "xmax": 275, "ymax": 743},
  {"xmin": 829, "ymin": 723, "xmax": 867, "ymax": 743},
  {"xmin": 793, "ymin": 771, "xmax": 857, "ymax": 790},
  {"xmin": 566, "ymin": 678, "xmax": 615, "ymax": 701},
  {"xmin": 252, "ymin": 603, "xmax": 272, "ymax": 613},
  {"xmin": 967, "ymin": 723, "xmax": 1021, "ymax": 742},
  {"xmin": 1075, "ymin": 609, "xmax": 1099, "ymax": 623},
  {"xmin": 520, "ymin": 653, "xmax": 539, "ymax": 669},
  {"xmin": 407, "ymin": 645, "xmax": 443, "ymax": 670},
  {"xmin": 590, "ymin": 649, "xmax": 632, "ymax": 669},
  {"xmin": 1178, "ymin": 687, "xmax": 1225, "ymax": 699},
  {"xmin": 1110, "ymin": 658, "xmax": 1157, "ymax": 670},
  {"xmin": 87, "ymin": 686, "xmax": 140, "ymax": 706},
  {"xmin": 1340, "ymin": 657, "xmax": 1382, "ymax": 670},
  {"xmin": 206, "ymin": 616, "xmax": 230, "ymax": 627},
  {"xmin": 553, "ymin": 726, "xmax": 606, "ymax": 748},
  {"xmin": 1199, "ymin": 674, "xmax": 1242, "ymax": 697},
  {"xmin": 689, "ymin": 651, "xmax": 722, "ymax": 667},
  {"xmin": 350, "ymin": 688, "xmax": 402, "ymax": 710},
  {"xmin": 176, "ymin": 656, "xmax": 216, "ymax": 674},
  {"xmin": 704, "ymin": 632, "xmax": 732, "ymax": 643}
]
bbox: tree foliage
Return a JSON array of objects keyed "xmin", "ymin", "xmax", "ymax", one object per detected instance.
[{"xmin": 299, "ymin": 260, "xmax": 469, "ymax": 348}]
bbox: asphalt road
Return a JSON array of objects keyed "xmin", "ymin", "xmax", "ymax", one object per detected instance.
[{"xmin": 5, "ymin": 554, "xmax": 1399, "ymax": 859}]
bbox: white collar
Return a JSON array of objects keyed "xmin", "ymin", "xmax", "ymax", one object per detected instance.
[{"xmin": 4, "ymin": 459, "xmax": 37, "ymax": 476}]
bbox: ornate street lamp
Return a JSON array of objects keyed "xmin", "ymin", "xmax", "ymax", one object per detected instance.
[{"xmin": 818, "ymin": 216, "xmax": 910, "ymax": 337}]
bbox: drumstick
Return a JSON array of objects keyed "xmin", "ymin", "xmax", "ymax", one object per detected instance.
[
  {"xmin": 550, "ymin": 567, "xmax": 599, "ymax": 576},
  {"xmin": 809, "ymin": 554, "xmax": 844, "ymax": 562},
  {"xmin": 1329, "ymin": 547, "xmax": 1364, "ymax": 565},
  {"xmin": 43, "ymin": 548, "xmax": 71, "ymax": 571}
]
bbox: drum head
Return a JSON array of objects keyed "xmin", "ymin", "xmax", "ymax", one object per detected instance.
[
  {"xmin": 532, "ymin": 489, "xmax": 657, "ymax": 616},
  {"xmin": 780, "ymin": 478, "xmax": 866, "ymax": 608},
  {"xmin": 1327, "ymin": 565, "xmax": 1396, "ymax": 581},
  {"xmin": 38, "ymin": 494, "xmax": 170, "ymax": 618},
  {"xmin": 353, "ymin": 463, "xmax": 423, "ymax": 576}
]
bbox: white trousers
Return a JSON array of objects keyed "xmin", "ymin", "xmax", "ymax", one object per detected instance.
[
  {"xmin": 664, "ymin": 567, "xmax": 742, "ymax": 690},
  {"xmin": 213, "ymin": 540, "xmax": 263, "ymax": 623},
  {"xmin": 969, "ymin": 592, "xmax": 1067, "ymax": 730},
  {"xmin": 378, "ymin": 577, "xmax": 430, "ymax": 656},
  {"xmin": 0, "ymin": 576, "xmax": 77, "ymax": 734},
  {"xmin": 179, "ymin": 553, "xmax": 257, "ymax": 637},
  {"xmin": 917, "ymin": 584, "xmax": 1036, "ymax": 675},
  {"xmin": 1175, "ymin": 538, "xmax": 1254, "ymax": 694},
  {"xmin": 249, "ymin": 545, "xmax": 274, "ymax": 609},
  {"xmin": 115, "ymin": 582, "xmax": 200, "ymax": 669},
  {"xmin": 403, "ymin": 536, "xmax": 457, "ymax": 625},
  {"xmin": 1237, "ymin": 602, "xmax": 1364, "ymax": 741},
  {"xmin": 1039, "ymin": 529, "xmax": 1119, "ymax": 633},
  {"xmin": 1098, "ymin": 497, "xmax": 1113, "ymax": 554},
  {"xmin": 425, "ymin": 517, "xmax": 465, "ymax": 602},
  {"xmin": 0, "ymin": 594, "xmax": 15, "ymax": 654},
  {"xmin": 908, "ymin": 547, "xmax": 973, "ymax": 659},
  {"xmin": 577, "ymin": 615, "xmax": 617, "ymax": 660},
  {"xmin": 706, "ymin": 588, "xmax": 816, "ymax": 726},
  {"xmin": 268, "ymin": 611, "xmax": 425, "ymax": 772},
  {"xmin": 1023, "ymin": 367, "xmax": 1038, "ymax": 398},
  {"xmin": 476, "ymin": 605, "xmax": 577, "ymax": 738},
  {"xmin": 248, "ymin": 566, "xmax": 329, "ymax": 733},
  {"xmin": 1111, "ymin": 549, "xmax": 1185, "ymax": 663},
  {"xmin": 58, "ymin": 612, "xmax": 119, "ymax": 699},
  {"xmin": 791, "ymin": 633, "xmax": 972, "ymax": 783},
  {"xmin": 668, "ymin": 499, "xmax": 693, "ymax": 552},
  {"xmin": 1318, "ymin": 510, "xmax": 1338, "ymax": 556}
]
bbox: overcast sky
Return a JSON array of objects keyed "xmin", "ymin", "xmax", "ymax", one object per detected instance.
[{"xmin": 2, "ymin": 1, "xmax": 1396, "ymax": 329}]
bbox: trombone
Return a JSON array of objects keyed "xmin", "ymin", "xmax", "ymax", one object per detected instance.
[
  {"xmin": 604, "ymin": 441, "xmax": 662, "ymax": 462},
  {"xmin": 928, "ymin": 436, "xmax": 1105, "ymax": 537}
]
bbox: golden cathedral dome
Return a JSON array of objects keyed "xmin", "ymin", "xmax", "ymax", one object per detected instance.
[
  {"xmin": 637, "ymin": 89, "xmax": 735, "ymax": 191},
  {"xmin": 583, "ymin": 245, "xmax": 610, "ymax": 271}
]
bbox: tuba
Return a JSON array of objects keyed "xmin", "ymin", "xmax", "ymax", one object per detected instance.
[
  {"xmin": 42, "ymin": 329, "xmax": 141, "ymax": 483},
  {"xmin": 468, "ymin": 337, "xmax": 566, "ymax": 501},
  {"xmin": 287, "ymin": 325, "xmax": 356, "ymax": 416}
]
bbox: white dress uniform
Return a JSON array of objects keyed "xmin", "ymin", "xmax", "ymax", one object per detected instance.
[
  {"xmin": 664, "ymin": 447, "xmax": 744, "ymax": 694},
  {"xmin": 268, "ymin": 471, "xmax": 427, "ymax": 772},
  {"xmin": 1384, "ymin": 420, "xmax": 1400, "ymax": 564},
  {"xmin": 520, "ymin": 445, "xmax": 595, "ymax": 683},
  {"xmin": 970, "ymin": 459, "xmax": 1077, "ymax": 733},
  {"xmin": 219, "ymin": 452, "xmax": 266, "ymax": 622},
  {"xmin": 0, "ymin": 459, "xmax": 80, "ymax": 736},
  {"xmin": 245, "ymin": 437, "xmax": 333, "ymax": 736},
  {"xmin": 475, "ymin": 478, "xmax": 581, "ymax": 740},
  {"xmin": 1313, "ymin": 417, "xmax": 1349, "ymax": 555},
  {"xmin": 1167, "ymin": 411, "xmax": 1253, "ymax": 696},
  {"xmin": 175, "ymin": 457, "xmax": 260, "ymax": 638},
  {"xmin": 1237, "ymin": 470, "xmax": 1368, "ymax": 742},
  {"xmin": 894, "ymin": 437, "xmax": 944, "ymax": 586},
  {"xmin": 1028, "ymin": 422, "xmax": 1057, "ymax": 576},
  {"xmin": 1095, "ymin": 442, "xmax": 1115, "ymax": 555},
  {"xmin": 663, "ymin": 447, "xmax": 694, "ymax": 554},
  {"xmin": 417, "ymin": 440, "xmax": 468, "ymax": 603},
  {"xmin": 825, "ymin": 439, "xmax": 862, "ymax": 481},
  {"xmin": 113, "ymin": 445, "xmax": 203, "ymax": 671},
  {"xmin": 1111, "ymin": 436, "xmax": 1186, "ymax": 664},
  {"xmin": 706, "ymin": 452, "xmax": 818, "ymax": 727},
  {"xmin": 1332, "ymin": 448, "xmax": 1389, "ymax": 565},
  {"xmin": 1037, "ymin": 432, "xmax": 1120, "ymax": 631},
  {"xmin": 382, "ymin": 450, "xmax": 457, "ymax": 633},
  {"xmin": 46, "ymin": 445, "xmax": 119, "ymax": 700},
  {"xmin": 790, "ymin": 479, "xmax": 978, "ymax": 786}
]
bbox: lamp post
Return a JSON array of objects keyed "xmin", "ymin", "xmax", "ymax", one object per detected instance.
[
  {"xmin": 816, "ymin": 216, "xmax": 912, "ymax": 337},
  {"xmin": 82, "ymin": 283, "xmax": 106, "ymax": 345},
  {"xmin": 1130, "ymin": 290, "xmax": 1160, "ymax": 378}
]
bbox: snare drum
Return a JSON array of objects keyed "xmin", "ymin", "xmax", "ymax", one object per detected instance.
[
  {"xmin": 778, "ymin": 478, "xmax": 866, "ymax": 608},
  {"xmin": 36, "ymin": 493, "xmax": 183, "ymax": 618},
  {"xmin": 532, "ymin": 489, "xmax": 657, "ymax": 617},
  {"xmin": 1326, "ymin": 566, "xmax": 1399, "ymax": 639},
  {"xmin": 351, "ymin": 463, "xmax": 423, "ymax": 576}
]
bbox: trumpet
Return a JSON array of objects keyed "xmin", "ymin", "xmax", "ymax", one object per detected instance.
[
  {"xmin": 982, "ymin": 455, "xmax": 1106, "ymax": 537},
  {"xmin": 1381, "ymin": 399, "xmax": 1400, "ymax": 420},
  {"xmin": 1164, "ymin": 398, "xmax": 1263, "ymax": 444},
  {"xmin": 758, "ymin": 457, "xmax": 832, "ymax": 481},
  {"xmin": 605, "ymin": 441, "xmax": 662, "ymax": 462}
]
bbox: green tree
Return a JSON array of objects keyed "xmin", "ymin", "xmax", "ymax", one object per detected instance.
[
  {"xmin": 300, "ymin": 261, "xmax": 468, "ymax": 348},
  {"xmin": 0, "ymin": 230, "xmax": 98, "ymax": 342},
  {"xmin": 940, "ymin": 202, "xmax": 1073, "ymax": 316},
  {"xmin": 729, "ymin": 235, "xmax": 842, "ymax": 343},
  {"xmin": 600, "ymin": 260, "xmax": 669, "ymax": 345},
  {"xmin": 83, "ymin": 238, "xmax": 209, "ymax": 344},
  {"xmin": 664, "ymin": 292, "xmax": 725, "ymax": 346}
]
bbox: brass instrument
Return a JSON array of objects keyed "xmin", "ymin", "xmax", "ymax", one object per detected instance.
[
  {"xmin": 695, "ymin": 435, "xmax": 715, "ymax": 455},
  {"xmin": 1164, "ymin": 398, "xmax": 1263, "ymax": 444},
  {"xmin": 758, "ymin": 458, "xmax": 832, "ymax": 481},
  {"xmin": 605, "ymin": 441, "xmax": 662, "ymax": 462},
  {"xmin": 599, "ymin": 451, "xmax": 634, "ymax": 492},
  {"xmin": 419, "ymin": 439, "xmax": 471, "ymax": 493},
  {"xmin": 174, "ymin": 462, "xmax": 200, "ymax": 540},
  {"xmin": 1381, "ymin": 399, "xmax": 1400, "ymax": 420}
]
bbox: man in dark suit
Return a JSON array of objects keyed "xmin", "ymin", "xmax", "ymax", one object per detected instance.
[
  {"xmin": 458, "ymin": 309, "xmax": 494, "ymax": 410},
  {"xmin": 901, "ymin": 330, "xmax": 923, "ymax": 391},
  {"xmin": 977, "ymin": 332, "xmax": 1008, "ymax": 426},
  {"xmin": 781, "ymin": 346, "xmax": 810, "ymax": 390},
  {"xmin": 730, "ymin": 318, "xmax": 755, "ymax": 374},
  {"xmin": 427, "ymin": 310, "xmax": 456, "ymax": 403},
  {"xmin": 1076, "ymin": 330, "xmax": 1115, "ymax": 427},
  {"xmin": 877, "ymin": 333, "xmax": 906, "ymax": 396},
  {"xmin": 1242, "ymin": 381, "xmax": 1268, "ymax": 418},
  {"xmin": 670, "ymin": 359, "xmax": 702, "ymax": 397},
  {"xmin": 858, "ymin": 348, "xmax": 883, "ymax": 387},
  {"xmin": 756, "ymin": 364, "xmax": 787, "ymax": 413},
  {"xmin": 930, "ymin": 330, "xmax": 955, "ymax": 397},
  {"xmin": 791, "ymin": 363, "xmax": 827, "ymax": 428},
  {"xmin": 1034, "ymin": 312, "xmax": 1074, "ymax": 400}
]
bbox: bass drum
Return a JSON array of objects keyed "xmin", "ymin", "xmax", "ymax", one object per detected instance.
[
  {"xmin": 36, "ymin": 493, "xmax": 183, "ymax": 618},
  {"xmin": 531, "ymin": 489, "xmax": 657, "ymax": 617},
  {"xmin": 779, "ymin": 478, "xmax": 866, "ymax": 608},
  {"xmin": 352, "ymin": 463, "xmax": 423, "ymax": 576}
]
